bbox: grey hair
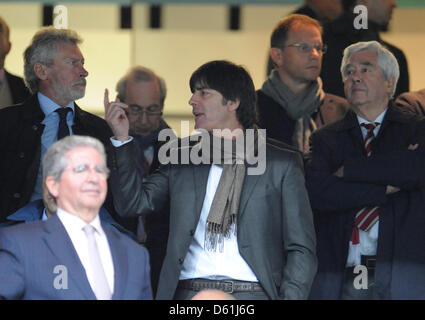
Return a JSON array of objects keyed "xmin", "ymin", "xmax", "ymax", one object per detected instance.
[
  {"xmin": 24, "ymin": 27, "xmax": 82, "ymax": 94},
  {"xmin": 42, "ymin": 135, "xmax": 108, "ymax": 183},
  {"xmin": 340, "ymin": 41, "xmax": 400, "ymax": 98},
  {"xmin": 116, "ymin": 66, "xmax": 167, "ymax": 107}
]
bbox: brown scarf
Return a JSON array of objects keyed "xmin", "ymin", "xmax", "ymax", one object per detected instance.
[{"xmin": 203, "ymin": 129, "xmax": 259, "ymax": 252}]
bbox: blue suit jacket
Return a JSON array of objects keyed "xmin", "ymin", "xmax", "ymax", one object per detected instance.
[
  {"xmin": 0, "ymin": 214, "xmax": 152, "ymax": 300},
  {"xmin": 0, "ymin": 199, "xmax": 136, "ymax": 241}
]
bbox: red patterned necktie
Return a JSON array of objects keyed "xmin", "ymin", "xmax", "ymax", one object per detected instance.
[{"xmin": 350, "ymin": 122, "xmax": 380, "ymax": 245}]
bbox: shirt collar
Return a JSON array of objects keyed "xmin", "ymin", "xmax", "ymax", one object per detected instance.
[
  {"xmin": 357, "ymin": 108, "xmax": 388, "ymax": 127},
  {"xmin": 56, "ymin": 207, "xmax": 104, "ymax": 235},
  {"xmin": 37, "ymin": 92, "xmax": 75, "ymax": 117}
]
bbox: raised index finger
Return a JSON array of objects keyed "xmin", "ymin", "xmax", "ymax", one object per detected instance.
[{"xmin": 104, "ymin": 88, "xmax": 110, "ymax": 112}]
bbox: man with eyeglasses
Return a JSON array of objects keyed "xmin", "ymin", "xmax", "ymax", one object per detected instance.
[
  {"xmin": 257, "ymin": 14, "xmax": 348, "ymax": 154},
  {"xmin": 0, "ymin": 135, "xmax": 152, "ymax": 300},
  {"xmin": 113, "ymin": 66, "xmax": 176, "ymax": 295},
  {"xmin": 115, "ymin": 66, "xmax": 172, "ymax": 177}
]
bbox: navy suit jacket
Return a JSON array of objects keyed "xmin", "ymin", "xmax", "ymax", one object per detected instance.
[
  {"xmin": 0, "ymin": 199, "xmax": 136, "ymax": 241},
  {"xmin": 306, "ymin": 103, "xmax": 425, "ymax": 299},
  {"xmin": 0, "ymin": 214, "xmax": 152, "ymax": 300}
]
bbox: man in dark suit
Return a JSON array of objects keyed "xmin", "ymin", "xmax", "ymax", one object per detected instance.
[
  {"xmin": 115, "ymin": 65, "xmax": 176, "ymax": 295},
  {"xmin": 259, "ymin": 14, "xmax": 348, "ymax": 154},
  {"xmin": 0, "ymin": 27, "xmax": 116, "ymax": 224},
  {"xmin": 306, "ymin": 41, "xmax": 425, "ymax": 299},
  {"xmin": 105, "ymin": 60, "xmax": 317, "ymax": 300},
  {"xmin": 320, "ymin": 0, "xmax": 409, "ymax": 99},
  {"xmin": 0, "ymin": 135, "xmax": 152, "ymax": 300},
  {"xmin": 0, "ymin": 16, "xmax": 30, "ymax": 108}
]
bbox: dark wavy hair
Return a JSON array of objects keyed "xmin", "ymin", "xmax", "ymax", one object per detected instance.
[{"xmin": 189, "ymin": 60, "xmax": 257, "ymax": 129}]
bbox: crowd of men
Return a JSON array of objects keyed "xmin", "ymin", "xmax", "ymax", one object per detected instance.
[{"xmin": 0, "ymin": 0, "xmax": 424, "ymax": 300}]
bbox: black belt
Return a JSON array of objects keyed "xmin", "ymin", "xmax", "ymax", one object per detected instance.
[
  {"xmin": 361, "ymin": 255, "xmax": 377, "ymax": 269},
  {"xmin": 178, "ymin": 278, "xmax": 264, "ymax": 294},
  {"xmin": 345, "ymin": 255, "xmax": 377, "ymax": 275}
]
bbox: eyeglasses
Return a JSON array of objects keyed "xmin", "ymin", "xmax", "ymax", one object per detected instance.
[
  {"xmin": 126, "ymin": 105, "xmax": 163, "ymax": 117},
  {"xmin": 70, "ymin": 164, "xmax": 110, "ymax": 178},
  {"xmin": 284, "ymin": 42, "xmax": 327, "ymax": 54}
]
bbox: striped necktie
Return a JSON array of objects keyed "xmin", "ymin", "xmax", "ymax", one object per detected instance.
[{"xmin": 350, "ymin": 122, "xmax": 380, "ymax": 245}]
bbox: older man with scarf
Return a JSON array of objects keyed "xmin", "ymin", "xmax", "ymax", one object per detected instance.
[
  {"xmin": 105, "ymin": 60, "xmax": 317, "ymax": 300},
  {"xmin": 258, "ymin": 14, "xmax": 348, "ymax": 154}
]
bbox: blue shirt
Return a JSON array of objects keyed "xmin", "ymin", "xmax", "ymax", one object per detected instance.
[{"xmin": 30, "ymin": 92, "xmax": 75, "ymax": 201}]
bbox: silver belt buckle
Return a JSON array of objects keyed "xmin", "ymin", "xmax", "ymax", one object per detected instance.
[{"xmin": 222, "ymin": 280, "xmax": 234, "ymax": 293}]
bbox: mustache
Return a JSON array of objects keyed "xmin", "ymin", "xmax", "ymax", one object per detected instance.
[{"xmin": 72, "ymin": 79, "xmax": 87, "ymax": 86}]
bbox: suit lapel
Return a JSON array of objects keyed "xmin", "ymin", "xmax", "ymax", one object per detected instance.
[
  {"xmin": 193, "ymin": 164, "xmax": 211, "ymax": 219},
  {"xmin": 338, "ymin": 110, "xmax": 365, "ymax": 155},
  {"xmin": 238, "ymin": 166, "xmax": 262, "ymax": 221},
  {"xmin": 42, "ymin": 215, "xmax": 96, "ymax": 300},
  {"xmin": 104, "ymin": 225, "xmax": 128, "ymax": 300}
]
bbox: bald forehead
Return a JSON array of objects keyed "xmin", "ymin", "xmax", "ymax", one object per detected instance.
[{"xmin": 126, "ymin": 78, "xmax": 161, "ymax": 106}]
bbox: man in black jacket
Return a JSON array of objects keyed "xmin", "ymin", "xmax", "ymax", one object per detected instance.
[
  {"xmin": 0, "ymin": 16, "xmax": 30, "ymax": 108},
  {"xmin": 0, "ymin": 27, "xmax": 115, "ymax": 223},
  {"xmin": 258, "ymin": 14, "xmax": 348, "ymax": 154},
  {"xmin": 320, "ymin": 0, "xmax": 409, "ymax": 98}
]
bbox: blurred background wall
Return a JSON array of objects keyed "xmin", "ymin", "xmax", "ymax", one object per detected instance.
[{"xmin": 1, "ymin": 1, "xmax": 424, "ymax": 136}]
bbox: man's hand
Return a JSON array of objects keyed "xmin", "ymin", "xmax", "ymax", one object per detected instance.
[
  {"xmin": 333, "ymin": 166, "xmax": 344, "ymax": 178},
  {"xmin": 408, "ymin": 143, "xmax": 419, "ymax": 151},
  {"xmin": 104, "ymin": 89, "xmax": 130, "ymax": 142},
  {"xmin": 386, "ymin": 185, "xmax": 400, "ymax": 195},
  {"xmin": 383, "ymin": 144, "xmax": 418, "ymax": 194}
]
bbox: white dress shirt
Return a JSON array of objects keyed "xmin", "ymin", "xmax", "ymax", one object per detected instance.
[
  {"xmin": 179, "ymin": 164, "xmax": 258, "ymax": 281},
  {"xmin": 346, "ymin": 109, "xmax": 387, "ymax": 267},
  {"xmin": 56, "ymin": 209, "xmax": 115, "ymax": 294}
]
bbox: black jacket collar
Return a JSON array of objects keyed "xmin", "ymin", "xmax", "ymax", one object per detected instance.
[{"xmin": 336, "ymin": 101, "xmax": 414, "ymax": 132}]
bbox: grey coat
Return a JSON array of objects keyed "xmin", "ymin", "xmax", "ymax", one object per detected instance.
[{"xmin": 110, "ymin": 140, "xmax": 317, "ymax": 300}]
